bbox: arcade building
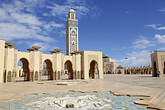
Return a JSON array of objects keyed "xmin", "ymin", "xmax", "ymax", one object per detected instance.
[{"xmin": 0, "ymin": 7, "xmax": 103, "ymax": 83}]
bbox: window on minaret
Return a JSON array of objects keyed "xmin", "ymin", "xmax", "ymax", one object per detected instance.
[{"xmin": 71, "ymin": 13, "xmax": 74, "ymax": 19}]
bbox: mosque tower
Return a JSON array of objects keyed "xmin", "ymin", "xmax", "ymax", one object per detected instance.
[{"xmin": 66, "ymin": 6, "xmax": 79, "ymax": 55}]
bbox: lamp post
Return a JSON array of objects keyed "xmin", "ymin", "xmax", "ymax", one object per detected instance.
[{"xmin": 100, "ymin": 48, "xmax": 103, "ymax": 51}]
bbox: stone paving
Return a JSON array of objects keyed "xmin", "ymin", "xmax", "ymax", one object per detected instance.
[{"xmin": 0, "ymin": 74, "xmax": 165, "ymax": 109}]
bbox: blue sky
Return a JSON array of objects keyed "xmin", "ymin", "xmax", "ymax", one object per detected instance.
[{"xmin": 0, "ymin": 0, "xmax": 165, "ymax": 67}]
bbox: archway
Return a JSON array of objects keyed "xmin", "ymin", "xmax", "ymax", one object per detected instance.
[
  {"xmin": 118, "ymin": 70, "xmax": 121, "ymax": 74},
  {"xmin": 104, "ymin": 64, "xmax": 112, "ymax": 74},
  {"xmin": 41, "ymin": 59, "xmax": 53, "ymax": 81},
  {"xmin": 153, "ymin": 62, "xmax": 157, "ymax": 77},
  {"xmin": 63, "ymin": 60, "xmax": 73, "ymax": 80},
  {"xmin": 89, "ymin": 60, "xmax": 99, "ymax": 79},
  {"xmin": 127, "ymin": 70, "xmax": 130, "ymax": 74},
  {"xmin": 15, "ymin": 58, "xmax": 30, "ymax": 82}
]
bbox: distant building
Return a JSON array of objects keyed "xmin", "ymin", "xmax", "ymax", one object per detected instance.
[
  {"xmin": 124, "ymin": 66, "xmax": 152, "ymax": 75},
  {"xmin": 103, "ymin": 54, "xmax": 120, "ymax": 74},
  {"xmin": 115, "ymin": 65, "xmax": 124, "ymax": 74}
]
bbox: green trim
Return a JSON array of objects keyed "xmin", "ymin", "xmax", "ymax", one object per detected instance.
[
  {"xmin": 117, "ymin": 65, "xmax": 123, "ymax": 69},
  {"xmin": 102, "ymin": 54, "xmax": 109, "ymax": 58}
]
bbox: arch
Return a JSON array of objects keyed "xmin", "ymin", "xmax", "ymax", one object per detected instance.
[
  {"xmin": 41, "ymin": 59, "xmax": 53, "ymax": 80},
  {"xmin": 89, "ymin": 60, "xmax": 99, "ymax": 79},
  {"xmin": 118, "ymin": 70, "xmax": 122, "ymax": 74},
  {"xmin": 17, "ymin": 52, "xmax": 30, "ymax": 65},
  {"xmin": 42, "ymin": 57, "xmax": 53, "ymax": 68},
  {"xmin": 104, "ymin": 64, "xmax": 113, "ymax": 74},
  {"xmin": 16, "ymin": 58, "xmax": 30, "ymax": 81},
  {"xmin": 64, "ymin": 60, "xmax": 73, "ymax": 79},
  {"xmin": 153, "ymin": 61, "xmax": 157, "ymax": 77}
]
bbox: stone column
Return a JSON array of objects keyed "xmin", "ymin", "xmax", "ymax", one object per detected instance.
[
  {"xmin": 0, "ymin": 40, "xmax": 5, "ymax": 83},
  {"xmin": 81, "ymin": 70, "xmax": 83, "ymax": 79},
  {"xmin": 30, "ymin": 70, "xmax": 33, "ymax": 81},
  {"xmin": 7, "ymin": 71, "xmax": 12, "ymax": 82},
  {"xmin": 61, "ymin": 70, "xmax": 64, "ymax": 80},
  {"xmin": 39, "ymin": 70, "xmax": 42, "ymax": 81},
  {"xmin": 34, "ymin": 71, "xmax": 38, "ymax": 81},
  {"xmin": 55, "ymin": 49, "xmax": 62, "ymax": 80},
  {"xmin": 57, "ymin": 71, "xmax": 61, "ymax": 80},
  {"xmin": 11, "ymin": 70, "xmax": 16, "ymax": 82},
  {"xmin": 73, "ymin": 70, "xmax": 76, "ymax": 80},
  {"xmin": 53, "ymin": 70, "xmax": 56, "ymax": 80},
  {"xmin": 77, "ymin": 71, "xmax": 80, "ymax": 79}
]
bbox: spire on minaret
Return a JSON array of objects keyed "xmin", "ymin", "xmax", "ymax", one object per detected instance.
[{"xmin": 71, "ymin": 5, "xmax": 72, "ymax": 9}]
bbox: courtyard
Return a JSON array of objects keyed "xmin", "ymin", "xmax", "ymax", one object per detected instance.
[{"xmin": 0, "ymin": 74, "xmax": 165, "ymax": 109}]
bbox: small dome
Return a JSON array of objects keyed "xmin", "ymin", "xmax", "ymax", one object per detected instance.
[
  {"xmin": 102, "ymin": 54, "xmax": 109, "ymax": 58},
  {"xmin": 69, "ymin": 8, "xmax": 75, "ymax": 13},
  {"xmin": 117, "ymin": 65, "xmax": 123, "ymax": 69}
]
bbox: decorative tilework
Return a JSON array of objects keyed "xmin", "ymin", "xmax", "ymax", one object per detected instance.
[{"xmin": 0, "ymin": 92, "xmax": 154, "ymax": 110}]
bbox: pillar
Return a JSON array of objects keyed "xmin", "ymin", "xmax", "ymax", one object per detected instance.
[
  {"xmin": 55, "ymin": 49, "xmax": 62, "ymax": 80},
  {"xmin": 32, "ymin": 50, "xmax": 40, "ymax": 81},
  {"xmin": 29, "ymin": 70, "xmax": 34, "ymax": 81},
  {"xmin": 53, "ymin": 70, "xmax": 56, "ymax": 80},
  {"xmin": 0, "ymin": 39, "xmax": 5, "ymax": 83}
]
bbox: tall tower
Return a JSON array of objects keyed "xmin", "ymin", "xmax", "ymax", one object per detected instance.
[{"xmin": 66, "ymin": 6, "xmax": 78, "ymax": 55}]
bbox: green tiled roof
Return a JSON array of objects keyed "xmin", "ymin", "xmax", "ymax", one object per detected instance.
[
  {"xmin": 102, "ymin": 54, "xmax": 109, "ymax": 58},
  {"xmin": 117, "ymin": 65, "xmax": 123, "ymax": 69}
]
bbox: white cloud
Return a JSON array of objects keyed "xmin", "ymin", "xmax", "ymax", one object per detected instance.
[
  {"xmin": 26, "ymin": 42, "xmax": 58, "ymax": 51},
  {"xmin": 48, "ymin": 4, "xmax": 68, "ymax": 16},
  {"xmin": 43, "ymin": 13, "xmax": 50, "ymax": 16},
  {"xmin": 145, "ymin": 24, "xmax": 165, "ymax": 30},
  {"xmin": 60, "ymin": 30, "xmax": 66, "ymax": 35},
  {"xmin": 10, "ymin": 12, "xmax": 43, "ymax": 26},
  {"xmin": 157, "ymin": 47, "xmax": 165, "ymax": 51},
  {"xmin": 132, "ymin": 36, "xmax": 154, "ymax": 49},
  {"xmin": 145, "ymin": 24, "xmax": 157, "ymax": 29},
  {"xmin": 47, "ymin": 2, "xmax": 89, "ymax": 18},
  {"xmin": 66, "ymin": 0, "xmax": 84, "ymax": 4},
  {"xmin": 159, "ymin": 8, "xmax": 165, "ymax": 12},
  {"xmin": 43, "ymin": 21, "xmax": 64, "ymax": 32},
  {"xmin": 0, "ymin": 0, "xmax": 65, "ymax": 42},
  {"xmin": 0, "ymin": 0, "xmax": 92, "ymax": 43},
  {"xmin": 0, "ymin": 23, "xmax": 55, "ymax": 42},
  {"xmin": 117, "ymin": 50, "xmax": 151, "ymax": 67},
  {"xmin": 155, "ymin": 34, "xmax": 165, "ymax": 43}
]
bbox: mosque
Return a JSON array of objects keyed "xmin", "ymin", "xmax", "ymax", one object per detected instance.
[{"xmin": 0, "ymin": 7, "xmax": 103, "ymax": 83}]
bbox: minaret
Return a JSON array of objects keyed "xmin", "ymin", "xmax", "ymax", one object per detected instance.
[{"xmin": 66, "ymin": 6, "xmax": 78, "ymax": 55}]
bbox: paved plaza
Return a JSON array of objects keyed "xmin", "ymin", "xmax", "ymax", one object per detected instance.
[{"xmin": 0, "ymin": 74, "xmax": 165, "ymax": 109}]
